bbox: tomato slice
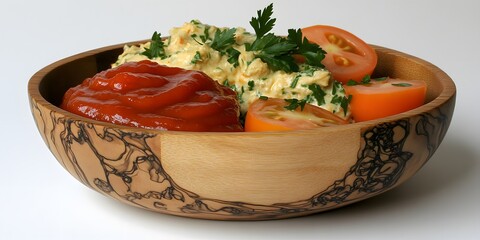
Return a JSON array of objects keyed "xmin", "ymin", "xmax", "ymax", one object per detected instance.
[
  {"xmin": 244, "ymin": 98, "xmax": 349, "ymax": 132},
  {"xmin": 343, "ymin": 78, "xmax": 427, "ymax": 122},
  {"xmin": 302, "ymin": 25, "xmax": 377, "ymax": 84}
]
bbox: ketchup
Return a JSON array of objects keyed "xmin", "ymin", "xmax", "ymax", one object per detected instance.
[{"xmin": 61, "ymin": 60, "xmax": 243, "ymax": 132}]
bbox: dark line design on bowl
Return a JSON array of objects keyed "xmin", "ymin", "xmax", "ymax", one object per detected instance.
[{"xmin": 31, "ymin": 99, "xmax": 449, "ymax": 219}]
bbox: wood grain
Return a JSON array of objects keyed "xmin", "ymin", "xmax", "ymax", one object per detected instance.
[{"xmin": 28, "ymin": 42, "xmax": 456, "ymax": 220}]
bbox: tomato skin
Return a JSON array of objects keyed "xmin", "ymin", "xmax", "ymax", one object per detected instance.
[
  {"xmin": 343, "ymin": 78, "xmax": 427, "ymax": 122},
  {"xmin": 302, "ymin": 25, "xmax": 377, "ymax": 84},
  {"xmin": 61, "ymin": 60, "xmax": 243, "ymax": 132},
  {"xmin": 245, "ymin": 98, "xmax": 348, "ymax": 132}
]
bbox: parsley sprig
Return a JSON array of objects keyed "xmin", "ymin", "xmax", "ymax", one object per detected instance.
[
  {"xmin": 287, "ymin": 29, "xmax": 326, "ymax": 68},
  {"xmin": 246, "ymin": 3, "xmax": 326, "ymax": 73},
  {"xmin": 209, "ymin": 28, "xmax": 240, "ymax": 67},
  {"xmin": 210, "ymin": 28, "xmax": 236, "ymax": 51},
  {"xmin": 142, "ymin": 31, "xmax": 167, "ymax": 59},
  {"xmin": 250, "ymin": 3, "xmax": 275, "ymax": 38}
]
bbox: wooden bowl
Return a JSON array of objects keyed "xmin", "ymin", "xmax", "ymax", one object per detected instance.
[{"xmin": 28, "ymin": 42, "xmax": 456, "ymax": 220}]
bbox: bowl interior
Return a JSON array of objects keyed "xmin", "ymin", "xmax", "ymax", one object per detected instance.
[
  {"xmin": 36, "ymin": 43, "xmax": 449, "ymax": 114},
  {"xmin": 38, "ymin": 47, "xmax": 124, "ymax": 107}
]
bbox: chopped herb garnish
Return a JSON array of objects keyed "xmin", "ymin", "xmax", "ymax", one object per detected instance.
[
  {"xmin": 238, "ymin": 86, "xmax": 245, "ymax": 103},
  {"xmin": 248, "ymin": 80, "xmax": 255, "ymax": 91},
  {"xmin": 224, "ymin": 80, "xmax": 246, "ymax": 103},
  {"xmin": 346, "ymin": 80, "xmax": 358, "ymax": 86},
  {"xmin": 259, "ymin": 96, "xmax": 269, "ymax": 100},
  {"xmin": 191, "ymin": 34, "xmax": 203, "ymax": 45},
  {"xmin": 331, "ymin": 95, "xmax": 351, "ymax": 116},
  {"xmin": 290, "ymin": 74, "xmax": 301, "ymax": 88},
  {"xmin": 191, "ymin": 51, "xmax": 202, "ymax": 64},
  {"xmin": 190, "ymin": 20, "xmax": 201, "ymax": 25},
  {"xmin": 373, "ymin": 77, "xmax": 388, "ymax": 81},
  {"xmin": 209, "ymin": 28, "xmax": 240, "ymax": 67},
  {"xmin": 142, "ymin": 31, "xmax": 166, "ymax": 59},
  {"xmin": 347, "ymin": 75, "xmax": 389, "ymax": 86},
  {"xmin": 342, "ymin": 95, "xmax": 352, "ymax": 116},
  {"xmin": 223, "ymin": 80, "xmax": 236, "ymax": 91},
  {"xmin": 392, "ymin": 83, "xmax": 412, "ymax": 87},
  {"xmin": 302, "ymin": 65, "xmax": 318, "ymax": 77},
  {"xmin": 201, "ymin": 25, "xmax": 211, "ymax": 43},
  {"xmin": 332, "ymin": 81, "xmax": 343, "ymax": 95},
  {"xmin": 284, "ymin": 98, "xmax": 307, "ymax": 111},
  {"xmin": 191, "ymin": 25, "xmax": 211, "ymax": 45},
  {"xmin": 308, "ymin": 84, "xmax": 326, "ymax": 105},
  {"xmin": 361, "ymin": 75, "xmax": 371, "ymax": 84},
  {"xmin": 226, "ymin": 47, "xmax": 240, "ymax": 67},
  {"xmin": 330, "ymin": 95, "xmax": 341, "ymax": 104}
]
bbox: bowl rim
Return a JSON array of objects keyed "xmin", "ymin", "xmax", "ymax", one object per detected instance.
[{"xmin": 28, "ymin": 41, "xmax": 456, "ymax": 136}]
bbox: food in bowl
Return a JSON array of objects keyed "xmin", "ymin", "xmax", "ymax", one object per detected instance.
[
  {"xmin": 28, "ymin": 3, "xmax": 455, "ymax": 220},
  {"xmin": 61, "ymin": 3, "xmax": 428, "ymax": 131},
  {"xmin": 62, "ymin": 4, "xmax": 426, "ymax": 131},
  {"xmin": 111, "ymin": 17, "xmax": 346, "ymax": 118},
  {"xmin": 61, "ymin": 60, "xmax": 243, "ymax": 131},
  {"xmin": 344, "ymin": 77, "xmax": 427, "ymax": 122}
]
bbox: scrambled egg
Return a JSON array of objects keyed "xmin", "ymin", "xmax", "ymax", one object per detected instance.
[{"xmin": 113, "ymin": 21, "xmax": 350, "ymax": 118}]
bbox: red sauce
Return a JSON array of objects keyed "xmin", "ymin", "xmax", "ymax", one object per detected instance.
[{"xmin": 61, "ymin": 60, "xmax": 243, "ymax": 132}]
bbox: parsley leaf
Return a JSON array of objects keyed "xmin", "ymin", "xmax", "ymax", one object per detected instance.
[
  {"xmin": 226, "ymin": 47, "xmax": 240, "ymax": 67},
  {"xmin": 246, "ymin": 33, "xmax": 298, "ymax": 72},
  {"xmin": 255, "ymin": 53, "xmax": 298, "ymax": 72},
  {"xmin": 331, "ymin": 95, "xmax": 352, "ymax": 116},
  {"xmin": 191, "ymin": 25, "xmax": 211, "ymax": 45},
  {"xmin": 373, "ymin": 76, "xmax": 388, "ymax": 82},
  {"xmin": 347, "ymin": 75, "xmax": 389, "ymax": 86},
  {"xmin": 210, "ymin": 28, "xmax": 240, "ymax": 67},
  {"xmin": 308, "ymin": 84, "xmax": 326, "ymax": 105},
  {"xmin": 142, "ymin": 31, "xmax": 166, "ymax": 59},
  {"xmin": 346, "ymin": 80, "xmax": 358, "ymax": 86},
  {"xmin": 361, "ymin": 74, "xmax": 371, "ymax": 84},
  {"xmin": 191, "ymin": 51, "xmax": 202, "ymax": 64},
  {"xmin": 250, "ymin": 3, "xmax": 275, "ymax": 38},
  {"xmin": 290, "ymin": 74, "xmax": 301, "ymax": 88},
  {"xmin": 201, "ymin": 25, "xmax": 211, "ymax": 43},
  {"xmin": 246, "ymin": 4, "xmax": 326, "ymax": 73},
  {"xmin": 287, "ymin": 29, "xmax": 326, "ymax": 68},
  {"xmin": 223, "ymin": 79, "xmax": 236, "ymax": 91},
  {"xmin": 332, "ymin": 81, "xmax": 345, "ymax": 95},
  {"xmin": 210, "ymin": 28, "xmax": 236, "ymax": 52},
  {"xmin": 302, "ymin": 65, "xmax": 318, "ymax": 77},
  {"xmin": 392, "ymin": 83, "xmax": 412, "ymax": 87},
  {"xmin": 248, "ymin": 80, "xmax": 255, "ymax": 91},
  {"xmin": 238, "ymin": 86, "xmax": 245, "ymax": 103},
  {"xmin": 247, "ymin": 33, "xmax": 296, "ymax": 53},
  {"xmin": 262, "ymin": 35, "xmax": 297, "ymax": 56},
  {"xmin": 259, "ymin": 96, "xmax": 269, "ymax": 100},
  {"xmin": 284, "ymin": 98, "xmax": 307, "ymax": 111}
]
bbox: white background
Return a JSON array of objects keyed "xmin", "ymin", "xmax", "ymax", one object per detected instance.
[{"xmin": 1, "ymin": 0, "xmax": 479, "ymax": 239}]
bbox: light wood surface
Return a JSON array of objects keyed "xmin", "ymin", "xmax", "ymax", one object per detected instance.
[{"xmin": 28, "ymin": 42, "xmax": 456, "ymax": 220}]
